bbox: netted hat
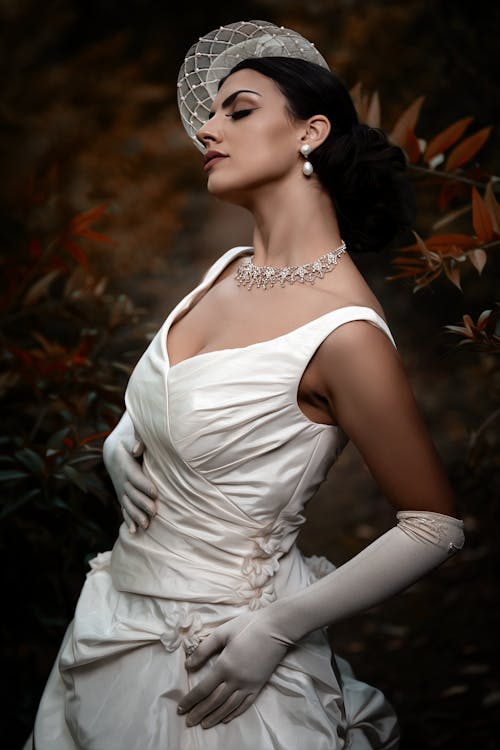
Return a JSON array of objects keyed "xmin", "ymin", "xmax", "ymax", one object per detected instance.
[{"xmin": 177, "ymin": 20, "xmax": 330, "ymax": 152}]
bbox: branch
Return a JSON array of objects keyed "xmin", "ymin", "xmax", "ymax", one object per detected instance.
[{"xmin": 407, "ymin": 163, "xmax": 500, "ymax": 190}]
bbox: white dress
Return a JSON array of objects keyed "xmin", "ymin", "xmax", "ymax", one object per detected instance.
[{"xmin": 28, "ymin": 245, "xmax": 400, "ymax": 750}]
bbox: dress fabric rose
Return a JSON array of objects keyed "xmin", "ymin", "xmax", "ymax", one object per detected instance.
[{"xmin": 28, "ymin": 245, "xmax": 400, "ymax": 750}]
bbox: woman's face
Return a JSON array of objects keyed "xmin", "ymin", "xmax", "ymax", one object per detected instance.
[{"xmin": 195, "ymin": 68, "xmax": 303, "ymax": 205}]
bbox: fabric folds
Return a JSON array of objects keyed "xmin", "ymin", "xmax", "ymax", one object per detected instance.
[{"xmin": 29, "ymin": 245, "xmax": 400, "ymax": 749}]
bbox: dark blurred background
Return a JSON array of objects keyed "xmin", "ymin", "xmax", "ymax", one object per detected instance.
[{"xmin": 1, "ymin": 1, "xmax": 499, "ymax": 748}]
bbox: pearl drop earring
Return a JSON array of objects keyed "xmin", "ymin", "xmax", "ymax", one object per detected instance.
[{"xmin": 300, "ymin": 143, "xmax": 313, "ymax": 176}]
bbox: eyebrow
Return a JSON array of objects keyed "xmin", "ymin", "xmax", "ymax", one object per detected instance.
[{"xmin": 208, "ymin": 89, "xmax": 262, "ymax": 119}]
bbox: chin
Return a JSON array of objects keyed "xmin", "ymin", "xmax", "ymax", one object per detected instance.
[{"xmin": 206, "ymin": 177, "xmax": 250, "ymax": 207}]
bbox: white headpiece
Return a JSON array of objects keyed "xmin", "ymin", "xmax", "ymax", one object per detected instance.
[{"xmin": 176, "ymin": 20, "xmax": 330, "ymax": 152}]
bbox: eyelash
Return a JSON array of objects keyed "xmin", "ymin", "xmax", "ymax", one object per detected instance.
[{"xmin": 226, "ymin": 109, "xmax": 254, "ymax": 120}]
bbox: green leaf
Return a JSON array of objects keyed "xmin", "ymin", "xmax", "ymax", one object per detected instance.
[
  {"xmin": 61, "ymin": 464, "xmax": 89, "ymax": 492},
  {"xmin": 0, "ymin": 488, "xmax": 40, "ymax": 519},
  {"xmin": 0, "ymin": 469, "xmax": 29, "ymax": 481},
  {"xmin": 47, "ymin": 427, "xmax": 73, "ymax": 450},
  {"xmin": 14, "ymin": 449, "xmax": 46, "ymax": 476}
]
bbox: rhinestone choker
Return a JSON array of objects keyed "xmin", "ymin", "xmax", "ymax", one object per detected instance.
[{"xmin": 235, "ymin": 241, "xmax": 347, "ymax": 291}]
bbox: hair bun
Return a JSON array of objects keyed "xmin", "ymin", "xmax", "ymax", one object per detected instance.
[{"xmin": 314, "ymin": 123, "xmax": 415, "ymax": 253}]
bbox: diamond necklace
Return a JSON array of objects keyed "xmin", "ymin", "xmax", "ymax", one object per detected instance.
[{"xmin": 234, "ymin": 240, "xmax": 347, "ymax": 291}]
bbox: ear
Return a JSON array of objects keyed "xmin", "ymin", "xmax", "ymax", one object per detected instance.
[{"xmin": 301, "ymin": 115, "xmax": 331, "ymax": 150}]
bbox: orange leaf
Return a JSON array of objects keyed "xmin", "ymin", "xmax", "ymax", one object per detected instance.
[
  {"xmin": 404, "ymin": 128, "xmax": 421, "ymax": 163},
  {"xmin": 444, "ymin": 126, "xmax": 492, "ymax": 171},
  {"xmin": 61, "ymin": 239, "xmax": 89, "ymax": 268},
  {"xmin": 390, "ymin": 96, "xmax": 425, "ymax": 147},
  {"xmin": 468, "ymin": 248, "xmax": 487, "ymax": 273},
  {"xmin": 443, "ymin": 263, "xmax": 462, "ymax": 290},
  {"xmin": 484, "ymin": 179, "xmax": 500, "ymax": 234},
  {"xmin": 23, "ymin": 269, "xmax": 62, "ymax": 306},
  {"xmin": 426, "ymin": 233, "xmax": 478, "ymax": 250},
  {"xmin": 472, "ymin": 186, "xmax": 494, "ymax": 241},
  {"xmin": 77, "ymin": 228, "xmax": 114, "ymax": 245},
  {"xmin": 438, "ymin": 181, "xmax": 469, "ymax": 211},
  {"xmin": 424, "ymin": 116, "xmax": 473, "ymax": 162},
  {"xmin": 366, "ymin": 91, "xmax": 381, "ymax": 128},
  {"xmin": 349, "ymin": 82, "xmax": 363, "ymax": 115},
  {"xmin": 411, "ymin": 230, "xmax": 435, "ymax": 261},
  {"xmin": 70, "ymin": 204, "xmax": 107, "ymax": 232},
  {"xmin": 462, "ymin": 314, "xmax": 474, "ymax": 334},
  {"xmin": 477, "ymin": 309, "xmax": 492, "ymax": 330}
]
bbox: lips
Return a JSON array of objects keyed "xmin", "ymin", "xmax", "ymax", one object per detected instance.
[{"xmin": 203, "ymin": 151, "xmax": 228, "ymax": 171}]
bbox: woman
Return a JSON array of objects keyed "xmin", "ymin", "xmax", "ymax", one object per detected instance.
[{"xmin": 26, "ymin": 21, "xmax": 465, "ymax": 750}]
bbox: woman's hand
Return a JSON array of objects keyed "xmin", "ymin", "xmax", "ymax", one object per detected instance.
[
  {"xmin": 103, "ymin": 411, "xmax": 158, "ymax": 533},
  {"xmin": 177, "ymin": 611, "xmax": 289, "ymax": 729}
]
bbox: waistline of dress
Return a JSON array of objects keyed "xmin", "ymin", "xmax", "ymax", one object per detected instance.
[{"xmin": 109, "ymin": 519, "xmax": 312, "ymax": 610}]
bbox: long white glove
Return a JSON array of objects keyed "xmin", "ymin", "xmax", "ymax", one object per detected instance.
[
  {"xmin": 177, "ymin": 510, "xmax": 464, "ymax": 728},
  {"xmin": 102, "ymin": 410, "xmax": 158, "ymax": 533}
]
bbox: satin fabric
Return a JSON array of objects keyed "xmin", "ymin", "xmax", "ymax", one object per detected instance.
[{"xmin": 28, "ymin": 246, "xmax": 400, "ymax": 750}]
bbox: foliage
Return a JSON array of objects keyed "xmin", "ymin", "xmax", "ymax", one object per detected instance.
[
  {"xmin": 352, "ymin": 83, "xmax": 500, "ymax": 475},
  {"xmin": 0, "ymin": 174, "xmax": 155, "ymax": 575}
]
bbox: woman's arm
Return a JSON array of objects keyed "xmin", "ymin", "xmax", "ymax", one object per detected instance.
[
  {"xmin": 103, "ymin": 410, "xmax": 158, "ymax": 532},
  {"xmin": 177, "ymin": 321, "xmax": 465, "ymax": 728},
  {"xmin": 317, "ymin": 319, "xmax": 458, "ymax": 516}
]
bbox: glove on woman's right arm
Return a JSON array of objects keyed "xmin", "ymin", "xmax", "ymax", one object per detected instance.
[{"xmin": 103, "ymin": 410, "xmax": 157, "ymax": 532}]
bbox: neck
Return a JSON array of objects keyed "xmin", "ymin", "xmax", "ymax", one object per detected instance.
[{"xmin": 243, "ymin": 175, "xmax": 343, "ymax": 266}]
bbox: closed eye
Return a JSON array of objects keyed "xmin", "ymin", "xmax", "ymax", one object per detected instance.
[{"xmin": 226, "ymin": 109, "xmax": 255, "ymax": 121}]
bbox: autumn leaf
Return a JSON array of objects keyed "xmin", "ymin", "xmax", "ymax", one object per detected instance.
[
  {"xmin": 444, "ymin": 126, "xmax": 492, "ymax": 171},
  {"xmin": 389, "ymin": 95, "xmax": 425, "ymax": 148},
  {"xmin": 366, "ymin": 90, "xmax": 381, "ymax": 128},
  {"xmin": 69, "ymin": 204, "xmax": 108, "ymax": 233},
  {"xmin": 443, "ymin": 262, "xmax": 462, "ymax": 289},
  {"xmin": 484, "ymin": 179, "xmax": 500, "ymax": 234},
  {"xmin": 469, "ymin": 248, "xmax": 487, "ymax": 273},
  {"xmin": 424, "ymin": 116, "xmax": 473, "ymax": 162},
  {"xmin": 23, "ymin": 269, "xmax": 62, "ymax": 306},
  {"xmin": 438, "ymin": 180, "xmax": 470, "ymax": 211},
  {"xmin": 471, "ymin": 186, "xmax": 495, "ymax": 242},
  {"xmin": 445, "ymin": 309, "xmax": 500, "ymax": 351}
]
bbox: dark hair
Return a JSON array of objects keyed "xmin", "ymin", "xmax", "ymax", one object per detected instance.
[{"xmin": 219, "ymin": 57, "xmax": 416, "ymax": 254}]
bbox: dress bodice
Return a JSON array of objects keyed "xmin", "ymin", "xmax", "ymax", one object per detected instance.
[{"xmin": 110, "ymin": 246, "xmax": 397, "ymax": 612}]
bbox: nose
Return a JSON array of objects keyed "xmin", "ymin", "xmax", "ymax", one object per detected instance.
[{"xmin": 195, "ymin": 117, "xmax": 221, "ymax": 150}]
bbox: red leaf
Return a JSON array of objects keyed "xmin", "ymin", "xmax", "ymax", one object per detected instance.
[
  {"xmin": 424, "ymin": 116, "xmax": 473, "ymax": 162},
  {"xmin": 61, "ymin": 239, "xmax": 89, "ymax": 269},
  {"xmin": 390, "ymin": 96, "xmax": 425, "ymax": 147},
  {"xmin": 438, "ymin": 181, "xmax": 469, "ymax": 211},
  {"xmin": 443, "ymin": 263, "xmax": 462, "ymax": 290},
  {"xmin": 70, "ymin": 204, "xmax": 107, "ymax": 232},
  {"xmin": 77, "ymin": 228, "xmax": 113, "ymax": 245},
  {"xmin": 426, "ymin": 233, "xmax": 478, "ymax": 250},
  {"xmin": 484, "ymin": 179, "xmax": 500, "ymax": 234},
  {"xmin": 468, "ymin": 248, "xmax": 487, "ymax": 273},
  {"xmin": 444, "ymin": 126, "xmax": 492, "ymax": 171},
  {"xmin": 404, "ymin": 128, "xmax": 421, "ymax": 164},
  {"xmin": 472, "ymin": 186, "xmax": 494, "ymax": 241},
  {"xmin": 28, "ymin": 239, "xmax": 42, "ymax": 259}
]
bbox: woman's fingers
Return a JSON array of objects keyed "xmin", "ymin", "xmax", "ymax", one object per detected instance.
[
  {"xmin": 123, "ymin": 480, "xmax": 157, "ymax": 518},
  {"xmin": 123, "ymin": 452, "xmax": 158, "ymax": 499},
  {"xmin": 183, "ymin": 683, "xmax": 230, "ymax": 727},
  {"xmin": 131, "ymin": 439, "xmax": 144, "ymax": 457},
  {"xmin": 222, "ymin": 694, "xmax": 255, "ymax": 724},
  {"xmin": 121, "ymin": 494, "xmax": 150, "ymax": 529},
  {"xmin": 200, "ymin": 690, "xmax": 248, "ymax": 728},
  {"xmin": 185, "ymin": 631, "xmax": 224, "ymax": 671},
  {"xmin": 178, "ymin": 668, "xmax": 225, "ymax": 717},
  {"xmin": 121, "ymin": 507, "xmax": 137, "ymax": 534}
]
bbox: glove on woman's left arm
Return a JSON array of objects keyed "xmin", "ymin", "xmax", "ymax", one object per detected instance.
[{"xmin": 178, "ymin": 510, "xmax": 464, "ymax": 728}]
